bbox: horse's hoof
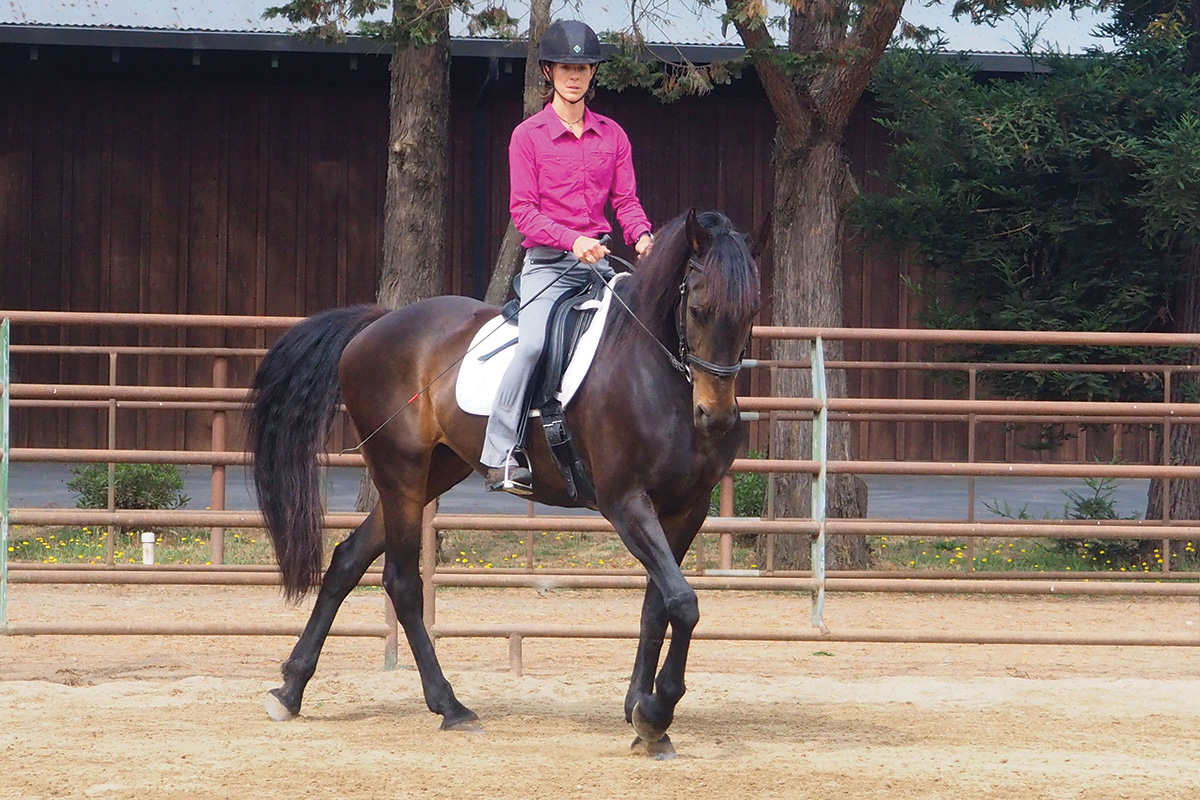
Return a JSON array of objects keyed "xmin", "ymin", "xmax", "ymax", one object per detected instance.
[
  {"xmin": 264, "ymin": 689, "xmax": 297, "ymax": 722},
  {"xmin": 440, "ymin": 711, "xmax": 483, "ymax": 733},
  {"xmin": 631, "ymin": 701, "xmax": 668, "ymax": 743},
  {"xmin": 631, "ymin": 734, "xmax": 677, "ymax": 760}
]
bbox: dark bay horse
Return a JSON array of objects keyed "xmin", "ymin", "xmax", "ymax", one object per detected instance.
[{"xmin": 247, "ymin": 209, "xmax": 761, "ymax": 755}]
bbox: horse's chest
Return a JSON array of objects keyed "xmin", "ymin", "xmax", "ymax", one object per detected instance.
[{"xmin": 647, "ymin": 436, "xmax": 735, "ymax": 493}]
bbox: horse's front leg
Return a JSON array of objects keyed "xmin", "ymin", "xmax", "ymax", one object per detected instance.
[
  {"xmin": 610, "ymin": 497, "xmax": 704, "ymax": 757},
  {"xmin": 623, "ymin": 503, "xmax": 707, "ymax": 726},
  {"xmin": 625, "ymin": 583, "xmax": 667, "ymax": 724},
  {"xmin": 266, "ymin": 505, "xmax": 385, "ymax": 721}
]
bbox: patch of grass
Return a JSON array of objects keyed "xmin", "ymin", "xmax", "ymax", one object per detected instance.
[
  {"xmin": 872, "ymin": 534, "xmax": 1199, "ymax": 573},
  {"xmin": 708, "ymin": 451, "xmax": 767, "ymax": 517},
  {"xmin": 6, "ymin": 526, "xmax": 279, "ymax": 565},
  {"xmin": 16, "ymin": 518, "xmax": 1190, "ymax": 575}
]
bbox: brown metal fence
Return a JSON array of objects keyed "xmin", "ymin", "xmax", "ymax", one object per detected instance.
[{"xmin": 4, "ymin": 310, "xmax": 1200, "ymax": 671}]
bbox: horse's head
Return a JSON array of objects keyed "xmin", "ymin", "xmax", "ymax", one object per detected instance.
[{"xmin": 678, "ymin": 210, "xmax": 762, "ymax": 436}]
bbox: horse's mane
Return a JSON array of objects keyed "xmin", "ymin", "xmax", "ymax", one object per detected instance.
[{"xmin": 611, "ymin": 210, "xmax": 760, "ymax": 345}]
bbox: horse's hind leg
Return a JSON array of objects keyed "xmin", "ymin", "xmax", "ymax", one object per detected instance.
[
  {"xmin": 265, "ymin": 506, "xmax": 385, "ymax": 721},
  {"xmin": 375, "ymin": 479, "xmax": 478, "ymax": 730}
]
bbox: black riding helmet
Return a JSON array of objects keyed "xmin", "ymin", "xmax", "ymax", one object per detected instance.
[{"xmin": 538, "ymin": 20, "xmax": 603, "ymax": 64}]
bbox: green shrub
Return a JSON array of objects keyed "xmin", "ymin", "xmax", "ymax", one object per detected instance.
[
  {"xmin": 1055, "ymin": 475, "xmax": 1144, "ymax": 566},
  {"xmin": 986, "ymin": 473, "xmax": 1145, "ymax": 568},
  {"xmin": 67, "ymin": 463, "xmax": 191, "ymax": 511},
  {"xmin": 709, "ymin": 450, "xmax": 767, "ymax": 517}
]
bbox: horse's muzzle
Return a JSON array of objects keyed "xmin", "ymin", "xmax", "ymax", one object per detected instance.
[{"xmin": 694, "ymin": 403, "xmax": 737, "ymax": 436}]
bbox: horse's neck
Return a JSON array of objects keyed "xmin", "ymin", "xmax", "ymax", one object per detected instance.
[{"xmin": 617, "ymin": 269, "xmax": 678, "ymax": 348}]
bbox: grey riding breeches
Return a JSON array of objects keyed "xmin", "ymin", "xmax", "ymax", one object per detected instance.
[{"xmin": 481, "ymin": 247, "xmax": 612, "ymax": 468}]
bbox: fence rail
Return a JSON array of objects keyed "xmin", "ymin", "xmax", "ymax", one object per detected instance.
[{"xmin": 4, "ymin": 310, "xmax": 1200, "ymax": 670}]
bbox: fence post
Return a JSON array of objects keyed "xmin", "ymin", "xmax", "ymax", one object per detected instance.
[
  {"xmin": 765, "ymin": 364, "xmax": 777, "ymax": 572},
  {"xmin": 719, "ymin": 473, "xmax": 734, "ymax": 570},
  {"xmin": 966, "ymin": 368, "xmax": 977, "ymax": 571},
  {"xmin": 384, "ymin": 594, "xmax": 399, "ymax": 670},
  {"xmin": 421, "ymin": 499, "xmax": 437, "ymax": 631},
  {"xmin": 810, "ymin": 336, "xmax": 828, "ymax": 634},
  {"xmin": 209, "ymin": 357, "xmax": 228, "ymax": 565},
  {"xmin": 1, "ymin": 319, "xmax": 10, "ymax": 630},
  {"xmin": 1163, "ymin": 369, "xmax": 1173, "ymax": 574},
  {"xmin": 106, "ymin": 352, "xmax": 118, "ymax": 566}
]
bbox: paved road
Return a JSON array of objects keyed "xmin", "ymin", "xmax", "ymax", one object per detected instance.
[{"xmin": 3, "ymin": 463, "xmax": 1152, "ymax": 521}]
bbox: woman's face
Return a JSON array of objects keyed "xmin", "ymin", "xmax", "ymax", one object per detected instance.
[{"xmin": 548, "ymin": 62, "xmax": 596, "ymax": 104}]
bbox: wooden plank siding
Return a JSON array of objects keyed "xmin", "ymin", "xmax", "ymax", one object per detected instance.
[{"xmin": 0, "ymin": 48, "xmax": 1148, "ymax": 466}]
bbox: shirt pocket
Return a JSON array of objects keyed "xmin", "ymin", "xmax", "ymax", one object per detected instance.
[
  {"xmin": 539, "ymin": 152, "xmax": 580, "ymax": 198},
  {"xmin": 586, "ymin": 143, "xmax": 617, "ymax": 193}
]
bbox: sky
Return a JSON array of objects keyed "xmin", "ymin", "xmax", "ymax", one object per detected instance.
[{"xmin": 3, "ymin": 0, "xmax": 1114, "ymax": 54}]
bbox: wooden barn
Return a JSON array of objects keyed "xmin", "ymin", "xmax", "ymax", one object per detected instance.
[{"xmin": 0, "ymin": 5, "xmax": 1112, "ymax": 462}]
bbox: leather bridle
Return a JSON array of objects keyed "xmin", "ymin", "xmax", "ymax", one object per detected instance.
[{"xmin": 673, "ymin": 257, "xmax": 746, "ymax": 383}]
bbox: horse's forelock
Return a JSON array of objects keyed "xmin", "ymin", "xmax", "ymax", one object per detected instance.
[{"xmin": 693, "ymin": 215, "xmax": 761, "ymax": 322}]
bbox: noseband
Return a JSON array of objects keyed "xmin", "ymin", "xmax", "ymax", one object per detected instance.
[{"xmin": 674, "ymin": 257, "xmax": 745, "ymax": 383}]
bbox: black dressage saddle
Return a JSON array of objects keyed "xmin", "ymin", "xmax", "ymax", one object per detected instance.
[{"xmin": 481, "ymin": 272, "xmax": 605, "ymax": 505}]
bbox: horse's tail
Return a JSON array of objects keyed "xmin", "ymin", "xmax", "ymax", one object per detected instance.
[{"xmin": 247, "ymin": 304, "xmax": 388, "ymax": 600}]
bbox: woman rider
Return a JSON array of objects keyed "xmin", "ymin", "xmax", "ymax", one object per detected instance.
[{"xmin": 482, "ymin": 19, "xmax": 654, "ymax": 494}]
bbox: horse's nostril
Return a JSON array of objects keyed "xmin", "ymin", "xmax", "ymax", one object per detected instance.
[{"xmin": 695, "ymin": 405, "xmax": 735, "ymax": 434}]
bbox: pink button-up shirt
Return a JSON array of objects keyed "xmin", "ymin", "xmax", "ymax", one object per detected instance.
[{"xmin": 509, "ymin": 103, "xmax": 652, "ymax": 252}]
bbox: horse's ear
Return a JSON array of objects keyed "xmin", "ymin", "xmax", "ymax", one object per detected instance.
[
  {"xmin": 749, "ymin": 212, "xmax": 772, "ymax": 260},
  {"xmin": 685, "ymin": 208, "xmax": 712, "ymax": 255}
]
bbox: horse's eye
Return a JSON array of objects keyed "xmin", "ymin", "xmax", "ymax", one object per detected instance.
[{"xmin": 688, "ymin": 305, "xmax": 702, "ymax": 322}]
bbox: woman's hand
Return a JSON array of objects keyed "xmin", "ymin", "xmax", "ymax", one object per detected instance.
[
  {"xmin": 635, "ymin": 233, "xmax": 654, "ymax": 258},
  {"xmin": 572, "ymin": 235, "xmax": 610, "ymax": 264}
]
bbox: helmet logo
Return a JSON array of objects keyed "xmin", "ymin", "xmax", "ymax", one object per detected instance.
[{"xmin": 572, "ymin": 45, "xmax": 581, "ymax": 53}]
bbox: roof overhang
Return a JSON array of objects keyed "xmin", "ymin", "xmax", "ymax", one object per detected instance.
[{"xmin": 0, "ymin": 23, "xmax": 1059, "ymax": 74}]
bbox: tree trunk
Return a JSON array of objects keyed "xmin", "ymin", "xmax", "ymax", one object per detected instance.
[
  {"xmin": 1146, "ymin": 242, "xmax": 1200, "ymax": 564},
  {"xmin": 485, "ymin": 222, "xmax": 526, "ymax": 306},
  {"xmin": 1147, "ymin": 0, "xmax": 1200, "ymax": 557},
  {"xmin": 357, "ymin": 13, "xmax": 451, "ymax": 513},
  {"xmin": 723, "ymin": 0, "xmax": 901, "ymax": 571},
  {"xmin": 376, "ymin": 18, "xmax": 451, "ymax": 309},
  {"xmin": 759, "ymin": 134, "xmax": 871, "ymax": 571},
  {"xmin": 483, "ymin": 0, "xmax": 551, "ymax": 306}
]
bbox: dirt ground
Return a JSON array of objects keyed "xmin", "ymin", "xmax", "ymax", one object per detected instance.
[{"xmin": 2, "ymin": 582, "xmax": 1200, "ymax": 800}]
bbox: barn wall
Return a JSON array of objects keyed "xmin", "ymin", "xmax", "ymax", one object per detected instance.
[{"xmin": 0, "ymin": 42, "xmax": 1142, "ymax": 464}]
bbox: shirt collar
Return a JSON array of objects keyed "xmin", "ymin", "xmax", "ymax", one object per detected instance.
[{"xmin": 538, "ymin": 102, "xmax": 601, "ymax": 140}]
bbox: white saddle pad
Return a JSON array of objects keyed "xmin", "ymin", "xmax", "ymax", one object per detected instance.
[{"xmin": 455, "ymin": 275, "xmax": 624, "ymax": 417}]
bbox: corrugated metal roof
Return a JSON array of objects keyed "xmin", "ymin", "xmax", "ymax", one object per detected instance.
[
  {"xmin": 2, "ymin": 0, "xmax": 1112, "ymax": 53},
  {"xmin": 2, "ymin": 0, "xmax": 295, "ymax": 32}
]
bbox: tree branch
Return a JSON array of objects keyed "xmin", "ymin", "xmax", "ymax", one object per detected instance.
[
  {"xmin": 724, "ymin": 0, "xmax": 820, "ymax": 148},
  {"xmin": 812, "ymin": 0, "xmax": 905, "ymax": 133}
]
